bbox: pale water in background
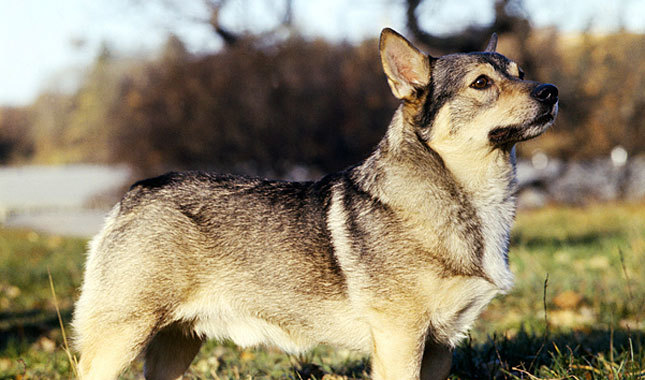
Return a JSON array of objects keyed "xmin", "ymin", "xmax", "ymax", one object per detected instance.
[{"xmin": 0, "ymin": 165, "xmax": 131, "ymax": 237}]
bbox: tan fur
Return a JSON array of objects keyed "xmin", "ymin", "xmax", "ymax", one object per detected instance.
[{"xmin": 73, "ymin": 28, "xmax": 557, "ymax": 380}]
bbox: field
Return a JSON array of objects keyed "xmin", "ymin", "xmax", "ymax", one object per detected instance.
[{"xmin": 1, "ymin": 203, "xmax": 644, "ymax": 379}]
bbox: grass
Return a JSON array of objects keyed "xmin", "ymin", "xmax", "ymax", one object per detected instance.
[{"xmin": 1, "ymin": 203, "xmax": 644, "ymax": 379}]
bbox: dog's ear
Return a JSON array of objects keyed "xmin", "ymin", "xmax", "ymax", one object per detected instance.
[
  {"xmin": 484, "ymin": 33, "xmax": 498, "ymax": 52},
  {"xmin": 380, "ymin": 28, "xmax": 431, "ymax": 100}
]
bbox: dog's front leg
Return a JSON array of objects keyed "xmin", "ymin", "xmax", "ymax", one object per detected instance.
[
  {"xmin": 369, "ymin": 320, "xmax": 426, "ymax": 380},
  {"xmin": 419, "ymin": 339, "xmax": 453, "ymax": 380}
]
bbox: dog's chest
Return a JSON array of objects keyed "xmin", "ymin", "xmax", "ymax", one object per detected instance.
[
  {"xmin": 417, "ymin": 188, "xmax": 515, "ymax": 343},
  {"xmin": 421, "ymin": 275, "xmax": 500, "ymax": 347},
  {"xmin": 474, "ymin": 191, "xmax": 516, "ymax": 291}
]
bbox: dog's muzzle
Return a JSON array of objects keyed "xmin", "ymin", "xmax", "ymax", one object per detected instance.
[{"xmin": 488, "ymin": 83, "xmax": 559, "ymax": 147}]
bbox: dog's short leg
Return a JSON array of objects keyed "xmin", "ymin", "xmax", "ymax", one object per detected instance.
[
  {"xmin": 143, "ymin": 322, "xmax": 204, "ymax": 380},
  {"xmin": 420, "ymin": 340, "xmax": 453, "ymax": 380},
  {"xmin": 77, "ymin": 321, "xmax": 152, "ymax": 380},
  {"xmin": 369, "ymin": 320, "xmax": 425, "ymax": 380}
]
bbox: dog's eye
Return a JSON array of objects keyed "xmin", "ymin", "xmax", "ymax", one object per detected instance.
[{"xmin": 471, "ymin": 75, "xmax": 491, "ymax": 89}]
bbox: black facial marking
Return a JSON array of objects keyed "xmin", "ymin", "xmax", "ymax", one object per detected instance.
[
  {"xmin": 415, "ymin": 70, "xmax": 460, "ymax": 129},
  {"xmin": 488, "ymin": 113, "xmax": 554, "ymax": 146},
  {"xmin": 416, "ymin": 78, "xmax": 449, "ymax": 128},
  {"xmin": 488, "ymin": 126, "xmax": 523, "ymax": 145}
]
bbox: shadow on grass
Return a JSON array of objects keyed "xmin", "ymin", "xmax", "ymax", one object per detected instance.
[
  {"xmin": 291, "ymin": 328, "xmax": 644, "ymax": 379},
  {"xmin": 292, "ymin": 359, "xmax": 369, "ymax": 380},
  {"xmin": 202, "ymin": 328, "xmax": 645, "ymax": 379},
  {"xmin": 453, "ymin": 327, "xmax": 644, "ymax": 379},
  {"xmin": 0, "ymin": 308, "xmax": 72, "ymax": 352},
  {"xmin": 510, "ymin": 230, "xmax": 624, "ymax": 250}
]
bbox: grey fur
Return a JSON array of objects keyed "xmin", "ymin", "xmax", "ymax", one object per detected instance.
[{"xmin": 73, "ymin": 28, "xmax": 558, "ymax": 380}]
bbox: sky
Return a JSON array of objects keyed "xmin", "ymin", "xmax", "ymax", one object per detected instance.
[{"xmin": 1, "ymin": 0, "xmax": 644, "ymax": 106}]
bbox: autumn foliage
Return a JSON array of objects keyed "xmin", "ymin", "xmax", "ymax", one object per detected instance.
[{"xmin": 1, "ymin": 30, "xmax": 644, "ymax": 178}]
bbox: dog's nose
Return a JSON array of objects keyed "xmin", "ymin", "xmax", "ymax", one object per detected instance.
[{"xmin": 531, "ymin": 84, "xmax": 558, "ymax": 106}]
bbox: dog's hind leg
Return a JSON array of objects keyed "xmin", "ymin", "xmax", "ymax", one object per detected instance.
[
  {"xmin": 76, "ymin": 318, "xmax": 155, "ymax": 380},
  {"xmin": 143, "ymin": 321, "xmax": 204, "ymax": 380}
]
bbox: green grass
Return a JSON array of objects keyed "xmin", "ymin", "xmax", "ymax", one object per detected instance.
[{"xmin": 1, "ymin": 203, "xmax": 644, "ymax": 379}]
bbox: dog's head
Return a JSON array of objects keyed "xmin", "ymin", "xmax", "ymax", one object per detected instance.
[{"xmin": 379, "ymin": 28, "xmax": 558, "ymax": 153}]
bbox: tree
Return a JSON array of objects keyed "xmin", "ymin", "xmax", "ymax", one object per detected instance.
[
  {"xmin": 0, "ymin": 107, "xmax": 33, "ymax": 163},
  {"xmin": 404, "ymin": 0, "xmax": 530, "ymax": 53},
  {"xmin": 139, "ymin": 0, "xmax": 294, "ymax": 47}
]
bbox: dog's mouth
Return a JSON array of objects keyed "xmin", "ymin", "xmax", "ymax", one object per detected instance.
[{"xmin": 488, "ymin": 112, "xmax": 555, "ymax": 147}]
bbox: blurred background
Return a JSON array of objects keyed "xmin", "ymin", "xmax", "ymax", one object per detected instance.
[
  {"xmin": 0, "ymin": 0, "xmax": 644, "ymax": 232},
  {"xmin": 1, "ymin": 2, "xmax": 645, "ymax": 378}
]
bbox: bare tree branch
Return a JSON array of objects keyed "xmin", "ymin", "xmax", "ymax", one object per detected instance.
[
  {"xmin": 282, "ymin": 0, "xmax": 293, "ymax": 27},
  {"xmin": 204, "ymin": 0, "xmax": 239, "ymax": 46},
  {"xmin": 405, "ymin": 0, "xmax": 529, "ymax": 53},
  {"xmin": 203, "ymin": 0, "xmax": 294, "ymax": 46}
]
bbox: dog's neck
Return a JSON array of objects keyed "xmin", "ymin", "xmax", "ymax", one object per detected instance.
[
  {"xmin": 354, "ymin": 108, "xmax": 518, "ymax": 207},
  {"xmin": 429, "ymin": 137, "xmax": 518, "ymax": 206},
  {"xmin": 352, "ymin": 108, "xmax": 516, "ymax": 290}
]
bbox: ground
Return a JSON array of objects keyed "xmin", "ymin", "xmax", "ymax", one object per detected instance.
[{"xmin": 1, "ymin": 203, "xmax": 644, "ymax": 379}]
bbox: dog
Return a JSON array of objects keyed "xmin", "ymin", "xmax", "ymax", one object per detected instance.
[{"xmin": 73, "ymin": 28, "xmax": 558, "ymax": 380}]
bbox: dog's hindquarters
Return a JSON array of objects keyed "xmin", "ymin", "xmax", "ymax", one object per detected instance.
[
  {"xmin": 73, "ymin": 205, "xmax": 155, "ymax": 379},
  {"xmin": 73, "ymin": 202, "xmax": 207, "ymax": 380},
  {"xmin": 72, "ymin": 172, "xmax": 360, "ymax": 379}
]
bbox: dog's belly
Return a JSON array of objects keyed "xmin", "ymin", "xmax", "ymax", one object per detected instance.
[
  {"xmin": 193, "ymin": 313, "xmax": 313, "ymax": 353},
  {"xmin": 174, "ymin": 293, "xmax": 372, "ymax": 354}
]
